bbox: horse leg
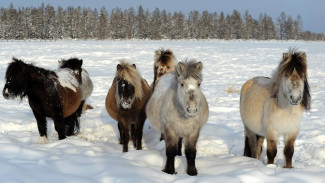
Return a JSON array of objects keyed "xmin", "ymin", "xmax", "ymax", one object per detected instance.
[
  {"xmin": 244, "ymin": 127, "xmax": 257, "ymax": 158},
  {"xmin": 266, "ymin": 137, "xmax": 277, "ymax": 165},
  {"xmin": 184, "ymin": 131, "xmax": 199, "ymax": 176},
  {"xmin": 177, "ymin": 137, "xmax": 182, "ymax": 156},
  {"xmin": 162, "ymin": 129, "xmax": 178, "ymax": 175},
  {"xmin": 284, "ymin": 133, "xmax": 297, "ymax": 168},
  {"xmin": 135, "ymin": 117, "xmax": 145, "ymax": 150},
  {"xmin": 118, "ymin": 123, "xmax": 124, "ymax": 144},
  {"xmin": 53, "ymin": 116, "xmax": 66, "ymax": 140},
  {"xmin": 119, "ymin": 121, "xmax": 129, "ymax": 152},
  {"xmin": 130, "ymin": 123, "xmax": 137, "ymax": 148},
  {"xmin": 256, "ymin": 135, "xmax": 265, "ymax": 160},
  {"xmin": 32, "ymin": 109, "xmax": 48, "ymax": 144}
]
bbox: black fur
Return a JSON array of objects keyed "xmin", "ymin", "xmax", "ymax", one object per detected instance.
[{"xmin": 3, "ymin": 58, "xmax": 82, "ymax": 140}]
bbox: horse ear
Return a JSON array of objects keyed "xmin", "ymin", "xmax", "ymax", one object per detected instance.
[
  {"xmin": 196, "ymin": 62, "xmax": 203, "ymax": 72},
  {"xmin": 282, "ymin": 53, "xmax": 289, "ymax": 61},
  {"xmin": 176, "ymin": 62, "xmax": 185, "ymax": 75},
  {"xmin": 132, "ymin": 64, "xmax": 136, "ymax": 68},
  {"xmin": 301, "ymin": 52, "xmax": 307, "ymax": 62},
  {"xmin": 117, "ymin": 64, "xmax": 122, "ymax": 70},
  {"xmin": 79, "ymin": 59, "xmax": 83, "ymax": 66}
]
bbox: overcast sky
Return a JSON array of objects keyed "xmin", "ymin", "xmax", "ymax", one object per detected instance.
[{"xmin": 2, "ymin": 0, "xmax": 324, "ymax": 33}]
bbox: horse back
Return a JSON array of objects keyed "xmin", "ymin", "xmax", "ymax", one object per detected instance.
[{"xmin": 240, "ymin": 77, "xmax": 271, "ymax": 135}]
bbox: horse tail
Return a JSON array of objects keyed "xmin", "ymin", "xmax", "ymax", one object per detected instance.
[
  {"xmin": 130, "ymin": 123, "xmax": 137, "ymax": 148},
  {"xmin": 243, "ymin": 135, "xmax": 251, "ymax": 157}
]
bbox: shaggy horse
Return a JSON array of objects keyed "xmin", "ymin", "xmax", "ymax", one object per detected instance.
[
  {"xmin": 2, "ymin": 58, "xmax": 83, "ymax": 143},
  {"xmin": 152, "ymin": 48, "xmax": 176, "ymax": 90},
  {"xmin": 152, "ymin": 48, "xmax": 177, "ymax": 141},
  {"xmin": 58, "ymin": 58, "xmax": 94, "ymax": 115},
  {"xmin": 106, "ymin": 61, "xmax": 151, "ymax": 152},
  {"xmin": 240, "ymin": 48, "xmax": 310, "ymax": 168},
  {"xmin": 146, "ymin": 60, "xmax": 209, "ymax": 176}
]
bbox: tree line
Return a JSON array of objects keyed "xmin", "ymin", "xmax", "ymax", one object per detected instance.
[{"xmin": 0, "ymin": 4, "xmax": 324, "ymax": 41}]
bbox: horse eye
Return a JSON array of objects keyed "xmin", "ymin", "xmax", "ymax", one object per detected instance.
[
  {"xmin": 181, "ymin": 83, "xmax": 184, "ymax": 87},
  {"xmin": 167, "ymin": 66, "xmax": 170, "ymax": 69},
  {"xmin": 198, "ymin": 83, "xmax": 201, "ymax": 87}
]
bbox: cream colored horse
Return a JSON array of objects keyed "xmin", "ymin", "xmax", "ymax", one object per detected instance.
[{"xmin": 240, "ymin": 48, "xmax": 310, "ymax": 168}]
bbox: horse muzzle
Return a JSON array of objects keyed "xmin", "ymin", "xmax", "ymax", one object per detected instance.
[
  {"xmin": 2, "ymin": 88, "xmax": 14, "ymax": 100},
  {"xmin": 120, "ymin": 100, "xmax": 132, "ymax": 109},
  {"xmin": 185, "ymin": 107, "xmax": 198, "ymax": 117},
  {"xmin": 289, "ymin": 95, "xmax": 302, "ymax": 105}
]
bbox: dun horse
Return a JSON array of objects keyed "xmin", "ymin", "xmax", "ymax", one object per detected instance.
[
  {"xmin": 152, "ymin": 48, "xmax": 176, "ymax": 90},
  {"xmin": 2, "ymin": 58, "xmax": 83, "ymax": 143},
  {"xmin": 106, "ymin": 61, "xmax": 151, "ymax": 152},
  {"xmin": 240, "ymin": 48, "xmax": 310, "ymax": 168},
  {"xmin": 59, "ymin": 58, "xmax": 94, "ymax": 116},
  {"xmin": 146, "ymin": 60, "xmax": 209, "ymax": 176}
]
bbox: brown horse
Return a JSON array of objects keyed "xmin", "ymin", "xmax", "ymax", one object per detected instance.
[
  {"xmin": 106, "ymin": 61, "xmax": 151, "ymax": 152},
  {"xmin": 240, "ymin": 48, "xmax": 310, "ymax": 168},
  {"xmin": 2, "ymin": 58, "xmax": 83, "ymax": 143},
  {"xmin": 151, "ymin": 48, "xmax": 176, "ymax": 90}
]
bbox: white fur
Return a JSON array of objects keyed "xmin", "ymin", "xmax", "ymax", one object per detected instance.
[
  {"xmin": 39, "ymin": 136, "xmax": 49, "ymax": 144},
  {"xmin": 55, "ymin": 69, "xmax": 79, "ymax": 92}
]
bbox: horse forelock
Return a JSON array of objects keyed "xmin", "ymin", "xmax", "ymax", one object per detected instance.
[
  {"xmin": 176, "ymin": 60, "xmax": 202, "ymax": 82},
  {"xmin": 270, "ymin": 49, "xmax": 310, "ymax": 110},
  {"xmin": 155, "ymin": 48, "xmax": 176, "ymax": 65},
  {"xmin": 116, "ymin": 61, "xmax": 144, "ymax": 100}
]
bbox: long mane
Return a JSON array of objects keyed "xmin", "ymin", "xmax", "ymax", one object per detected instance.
[
  {"xmin": 116, "ymin": 60, "xmax": 144, "ymax": 100},
  {"xmin": 270, "ymin": 48, "xmax": 310, "ymax": 110}
]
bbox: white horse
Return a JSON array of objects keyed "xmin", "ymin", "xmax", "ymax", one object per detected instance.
[
  {"xmin": 146, "ymin": 60, "xmax": 209, "ymax": 176},
  {"xmin": 240, "ymin": 48, "xmax": 310, "ymax": 168}
]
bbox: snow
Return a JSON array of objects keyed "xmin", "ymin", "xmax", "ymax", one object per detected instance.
[
  {"xmin": 0, "ymin": 40, "xmax": 325, "ymax": 182},
  {"xmin": 55, "ymin": 68, "xmax": 79, "ymax": 92}
]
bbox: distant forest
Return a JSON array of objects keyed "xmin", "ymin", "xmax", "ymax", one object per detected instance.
[{"xmin": 1, "ymin": 4, "xmax": 324, "ymax": 41}]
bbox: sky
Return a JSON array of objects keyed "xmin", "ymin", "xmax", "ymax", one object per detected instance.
[{"xmin": 1, "ymin": 0, "xmax": 324, "ymax": 33}]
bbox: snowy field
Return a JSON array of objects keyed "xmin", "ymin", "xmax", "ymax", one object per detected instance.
[{"xmin": 0, "ymin": 40, "xmax": 324, "ymax": 182}]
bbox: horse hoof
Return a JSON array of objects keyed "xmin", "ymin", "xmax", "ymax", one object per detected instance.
[
  {"xmin": 187, "ymin": 167, "xmax": 198, "ymax": 176},
  {"xmin": 39, "ymin": 136, "xmax": 48, "ymax": 144},
  {"xmin": 162, "ymin": 168, "xmax": 176, "ymax": 175}
]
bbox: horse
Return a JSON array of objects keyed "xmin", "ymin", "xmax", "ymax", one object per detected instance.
[
  {"xmin": 58, "ymin": 58, "xmax": 94, "ymax": 117},
  {"xmin": 2, "ymin": 58, "xmax": 83, "ymax": 143},
  {"xmin": 151, "ymin": 48, "xmax": 176, "ymax": 90},
  {"xmin": 151, "ymin": 48, "xmax": 177, "ymax": 141},
  {"xmin": 240, "ymin": 48, "xmax": 310, "ymax": 168},
  {"xmin": 105, "ymin": 60, "xmax": 151, "ymax": 152},
  {"xmin": 146, "ymin": 60, "xmax": 209, "ymax": 176}
]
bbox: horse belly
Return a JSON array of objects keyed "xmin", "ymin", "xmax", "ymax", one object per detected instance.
[
  {"xmin": 63, "ymin": 88, "xmax": 82, "ymax": 117},
  {"xmin": 240, "ymin": 78, "xmax": 269, "ymax": 136}
]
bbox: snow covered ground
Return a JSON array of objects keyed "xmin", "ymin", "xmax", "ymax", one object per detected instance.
[{"xmin": 0, "ymin": 40, "xmax": 324, "ymax": 182}]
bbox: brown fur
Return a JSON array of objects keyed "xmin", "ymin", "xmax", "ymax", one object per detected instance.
[
  {"xmin": 106, "ymin": 61, "xmax": 151, "ymax": 152},
  {"xmin": 152, "ymin": 48, "xmax": 176, "ymax": 90}
]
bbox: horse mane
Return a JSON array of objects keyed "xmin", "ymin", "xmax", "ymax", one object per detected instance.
[
  {"xmin": 154, "ymin": 48, "xmax": 176, "ymax": 65},
  {"xmin": 116, "ymin": 60, "xmax": 144, "ymax": 100},
  {"xmin": 270, "ymin": 48, "xmax": 310, "ymax": 110},
  {"xmin": 176, "ymin": 59, "xmax": 203, "ymax": 81},
  {"xmin": 8, "ymin": 58, "xmax": 54, "ymax": 78},
  {"xmin": 58, "ymin": 58, "xmax": 83, "ymax": 69}
]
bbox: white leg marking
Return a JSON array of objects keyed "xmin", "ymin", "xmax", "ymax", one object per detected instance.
[{"xmin": 39, "ymin": 136, "xmax": 49, "ymax": 144}]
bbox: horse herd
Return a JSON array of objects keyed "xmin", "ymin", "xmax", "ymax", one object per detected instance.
[{"xmin": 2, "ymin": 48, "xmax": 310, "ymax": 176}]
